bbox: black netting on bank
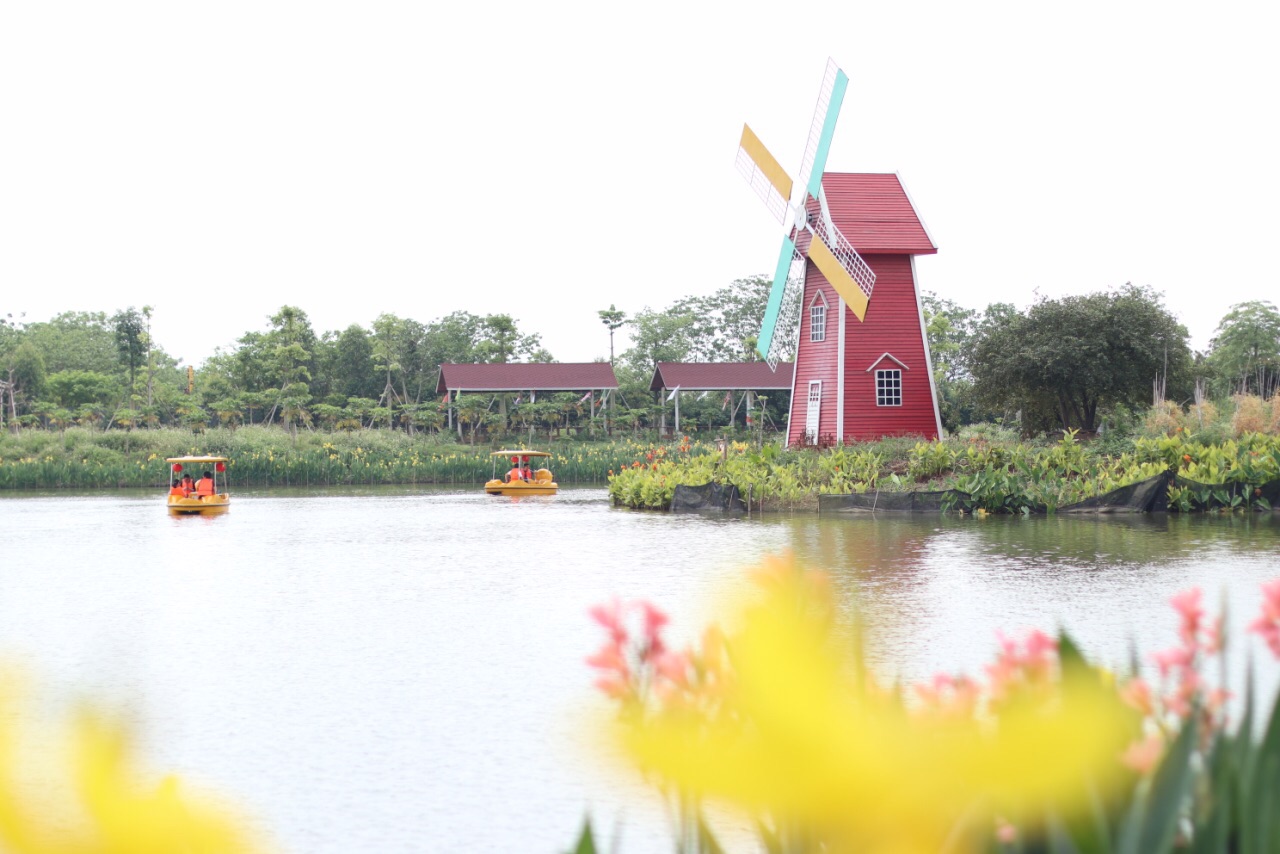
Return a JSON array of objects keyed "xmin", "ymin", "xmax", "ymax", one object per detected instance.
[
  {"xmin": 671, "ymin": 483, "xmax": 747, "ymax": 513},
  {"xmin": 1058, "ymin": 471, "xmax": 1174, "ymax": 513},
  {"xmin": 818, "ymin": 490, "xmax": 964, "ymax": 513},
  {"xmin": 819, "ymin": 471, "xmax": 1280, "ymax": 515}
]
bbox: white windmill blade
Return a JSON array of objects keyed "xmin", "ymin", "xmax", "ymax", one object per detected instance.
[
  {"xmin": 764, "ymin": 248, "xmax": 808, "ymax": 370},
  {"xmin": 806, "ymin": 208, "xmax": 877, "ymax": 322}
]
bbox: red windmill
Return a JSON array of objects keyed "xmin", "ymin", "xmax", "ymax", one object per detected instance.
[{"xmin": 736, "ymin": 59, "xmax": 942, "ymax": 444}]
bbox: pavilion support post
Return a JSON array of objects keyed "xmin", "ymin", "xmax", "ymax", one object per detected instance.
[{"xmin": 674, "ymin": 392, "xmax": 680, "ymax": 436}]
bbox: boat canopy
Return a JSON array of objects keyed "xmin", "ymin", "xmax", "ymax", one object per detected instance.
[
  {"xmin": 165, "ymin": 455, "xmax": 230, "ymax": 464},
  {"xmin": 489, "ymin": 450, "xmax": 552, "ymax": 458}
]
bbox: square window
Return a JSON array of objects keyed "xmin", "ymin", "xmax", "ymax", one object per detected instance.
[
  {"xmin": 876, "ymin": 369, "xmax": 902, "ymax": 406},
  {"xmin": 809, "ymin": 303, "xmax": 825, "ymax": 341}
]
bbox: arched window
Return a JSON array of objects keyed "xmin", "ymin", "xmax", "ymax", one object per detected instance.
[{"xmin": 809, "ymin": 291, "xmax": 827, "ymax": 342}]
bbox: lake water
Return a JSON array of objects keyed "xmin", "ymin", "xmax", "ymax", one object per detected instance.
[{"xmin": 1, "ymin": 487, "xmax": 1278, "ymax": 852}]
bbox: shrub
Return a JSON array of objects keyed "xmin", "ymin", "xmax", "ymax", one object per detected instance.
[
  {"xmin": 1142, "ymin": 400, "xmax": 1183, "ymax": 437},
  {"xmin": 1232, "ymin": 394, "xmax": 1268, "ymax": 437}
]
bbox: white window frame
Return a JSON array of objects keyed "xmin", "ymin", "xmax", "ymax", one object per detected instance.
[
  {"xmin": 875, "ymin": 369, "xmax": 902, "ymax": 407},
  {"xmin": 809, "ymin": 291, "xmax": 827, "ymax": 342}
]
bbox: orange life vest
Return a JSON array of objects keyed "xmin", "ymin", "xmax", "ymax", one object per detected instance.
[
  {"xmin": 507, "ymin": 468, "xmax": 524, "ymax": 482},
  {"xmin": 169, "ymin": 486, "xmax": 185, "ymax": 497},
  {"xmin": 195, "ymin": 478, "xmax": 215, "ymax": 497}
]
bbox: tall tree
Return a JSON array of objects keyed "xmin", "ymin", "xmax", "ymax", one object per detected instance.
[
  {"xmin": 264, "ymin": 306, "xmax": 316, "ymax": 433},
  {"xmin": 598, "ymin": 305, "xmax": 627, "ymax": 364},
  {"xmin": 112, "ymin": 307, "xmax": 148, "ymax": 400},
  {"xmin": 1208, "ymin": 300, "xmax": 1280, "ymax": 398},
  {"xmin": 474, "ymin": 314, "xmax": 546, "ymax": 364},
  {"xmin": 921, "ymin": 292, "xmax": 983, "ymax": 431},
  {"xmin": 329, "ymin": 324, "xmax": 380, "ymax": 401},
  {"xmin": 670, "ymin": 276, "xmax": 771, "ymax": 363},
  {"xmin": 23, "ymin": 312, "xmax": 117, "ymax": 375},
  {"xmin": 971, "ymin": 285, "xmax": 1191, "ymax": 433}
]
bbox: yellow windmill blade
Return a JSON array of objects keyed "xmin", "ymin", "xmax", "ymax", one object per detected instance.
[
  {"xmin": 808, "ymin": 212, "xmax": 876, "ymax": 321},
  {"xmin": 736, "ymin": 124, "xmax": 793, "ymax": 226}
]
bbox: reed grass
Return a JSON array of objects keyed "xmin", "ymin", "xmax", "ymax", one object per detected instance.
[{"xmin": 0, "ymin": 426, "xmax": 652, "ymax": 489}]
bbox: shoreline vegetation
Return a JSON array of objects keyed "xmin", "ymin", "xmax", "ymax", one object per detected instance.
[{"xmin": 2, "ymin": 396, "xmax": 1279, "ymax": 514}]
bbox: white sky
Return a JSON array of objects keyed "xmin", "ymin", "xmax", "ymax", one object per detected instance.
[{"xmin": 2, "ymin": 1, "xmax": 1277, "ymax": 368}]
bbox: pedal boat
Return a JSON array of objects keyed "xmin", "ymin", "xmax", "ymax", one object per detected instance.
[
  {"xmin": 484, "ymin": 450, "xmax": 558, "ymax": 496},
  {"xmin": 166, "ymin": 455, "xmax": 231, "ymax": 515}
]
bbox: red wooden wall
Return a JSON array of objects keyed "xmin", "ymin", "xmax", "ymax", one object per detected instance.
[{"xmin": 788, "ymin": 254, "xmax": 939, "ymax": 445}]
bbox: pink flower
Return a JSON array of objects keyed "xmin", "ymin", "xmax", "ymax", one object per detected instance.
[
  {"xmin": 585, "ymin": 640, "xmax": 627, "ymax": 673},
  {"xmin": 653, "ymin": 650, "xmax": 690, "ymax": 687},
  {"xmin": 1120, "ymin": 678, "xmax": 1154, "ymax": 716},
  {"xmin": 1260, "ymin": 579, "xmax": 1280, "ymax": 620},
  {"xmin": 589, "ymin": 599, "xmax": 627, "ymax": 644},
  {"xmin": 594, "ymin": 673, "xmax": 631, "ymax": 700},
  {"xmin": 1151, "ymin": 645, "xmax": 1194, "ymax": 678},
  {"xmin": 1201, "ymin": 616, "xmax": 1224, "ymax": 655},
  {"xmin": 637, "ymin": 601, "xmax": 668, "ymax": 640},
  {"xmin": 1248, "ymin": 578, "xmax": 1280, "ymax": 659},
  {"xmin": 1170, "ymin": 588, "xmax": 1203, "ymax": 646},
  {"xmin": 1121, "ymin": 734, "xmax": 1164, "ymax": 775}
]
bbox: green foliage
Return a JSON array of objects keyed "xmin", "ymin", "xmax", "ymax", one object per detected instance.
[
  {"xmin": 1207, "ymin": 299, "xmax": 1280, "ymax": 398},
  {"xmin": 907, "ymin": 440, "xmax": 956, "ymax": 480},
  {"xmin": 971, "ymin": 284, "xmax": 1192, "ymax": 433}
]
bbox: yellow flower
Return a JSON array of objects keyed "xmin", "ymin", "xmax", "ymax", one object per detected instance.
[
  {"xmin": 613, "ymin": 558, "xmax": 1133, "ymax": 853},
  {"xmin": 0, "ymin": 671, "xmax": 265, "ymax": 853}
]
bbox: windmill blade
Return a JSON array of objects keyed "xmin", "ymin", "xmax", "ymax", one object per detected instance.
[
  {"xmin": 764, "ymin": 249, "xmax": 807, "ymax": 370},
  {"xmin": 807, "ymin": 212, "xmax": 876, "ymax": 321},
  {"xmin": 757, "ymin": 236, "xmax": 800, "ymax": 363},
  {"xmin": 736, "ymin": 124, "xmax": 793, "ymax": 225},
  {"xmin": 794, "ymin": 59, "xmax": 850, "ymax": 200}
]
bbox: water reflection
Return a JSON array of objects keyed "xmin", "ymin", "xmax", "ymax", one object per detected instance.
[{"xmin": 0, "ymin": 488, "xmax": 1277, "ymax": 853}]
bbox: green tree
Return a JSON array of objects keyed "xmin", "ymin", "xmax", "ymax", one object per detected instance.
[
  {"xmin": 598, "ymin": 305, "xmax": 628, "ymax": 364},
  {"xmin": 112, "ymin": 307, "xmax": 148, "ymax": 400},
  {"xmin": 2, "ymin": 341, "xmax": 47, "ymax": 422},
  {"xmin": 1207, "ymin": 300, "xmax": 1280, "ymax": 398},
  {"xmin": 921, "ymin": 292, "xmax": 984, "ymax": 431},
  {"xmin": 23, "ymin": 312, "xmax": 117, "ymax": 375},
  {"xmin": 971, "ymin": 285, "xmax": 1191, "ymax": 433},
  {"xmin": 474, "ymin": 314, "xmax": 547, "ymax": 364},
  {"xmin": 624, "ymin": 309, "xmax": 695, "ymax": 374},
  {"xmin": 673, "ymin": 275, "xmax": 772, "ymax": 363},
  {"xmin": 264, "ymin": 306, "xmax": 316, "ymax": 433},
  {"xmin": 330, "ymin": 324, "xmax": 380, "ymax": 401},
  {"xmin": 45, "ymin": 370, "xmax": 118, "ymax": 410}
]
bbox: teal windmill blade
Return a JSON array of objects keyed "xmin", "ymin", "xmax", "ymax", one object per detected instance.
[
  {"xmin": 796, "ymin": 60, "xmax": 849, "ymax": 200},
  {"xmin": 757, "ymin": 237, "xmax": 804, "ymax": 365},
  {"xmin": 737, "ymin": 58, "xmax": 877, "ymax": 368}
]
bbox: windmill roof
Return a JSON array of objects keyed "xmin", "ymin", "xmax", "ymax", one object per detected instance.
[
  {"xmin": 436, "ymin": 362, "xmax": 618, "ymax": 393},
  {"xmin": 649, "ymin": 362, "xmax": 795, "ymax": 392},
  {"xmin": 821, "ymin": 173, "xmax": 937, "ymax": 255}
]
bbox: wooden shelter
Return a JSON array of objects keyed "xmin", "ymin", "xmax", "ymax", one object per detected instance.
[
  {"xmin": 435, "ymin": 363, "xmax": 619, "ymax": 435},
  {"xmin": 648, "ymin": 362, "xmax": 794, "ymax": 434}
]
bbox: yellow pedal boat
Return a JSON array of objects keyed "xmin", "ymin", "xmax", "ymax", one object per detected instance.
[
  {"xmin": 484, "ymin": 450, "xmax": 558, "ymax": 496},
  {"xmin": 165, "ymin": 455, "xmax": 231, "ymax": 515}
]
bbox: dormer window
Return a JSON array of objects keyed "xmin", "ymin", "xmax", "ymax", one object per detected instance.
[
  {"xmin": 809, "ymin": 291, "xmax": 827, "ymax": 342},
  {"xmin": 876, "ymin": 369, "xmax": 902, "ymax": 406}
]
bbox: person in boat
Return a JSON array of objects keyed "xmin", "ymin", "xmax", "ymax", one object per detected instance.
[
  {"xmin": 506, "ymin": 457, "xmax": 525, "ymax": 483},
  {"xmin": 181, "ymin": 473, "xmax": 195, "ymax": 496},
  {"xmin": 194, "ymin": 470, "xmax": 216, "ymax": 498},
  {"xmin": 521, "ymin": 456, "xmax": 533, "ymax": 481},
  {"xmin": 168, "ymin": 479, "xmax": 186, "ymax": 498}
]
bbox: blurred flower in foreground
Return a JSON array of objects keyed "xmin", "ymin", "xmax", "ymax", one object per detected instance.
[
  {"xmin": 590, "ymin": 555, "xmax": 1136, "ymax": 854},
  {"xmin": 0, "ymin": 671, "xmax": 267, "ymax": 854}
]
